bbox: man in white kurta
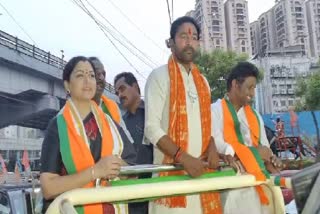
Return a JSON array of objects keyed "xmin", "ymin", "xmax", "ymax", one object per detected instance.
[
  {"xmin": 211, "ymin": 99, "xmax": 270, "ymax": 214},
  {"xmin": 144, "ymin": 16, "xmax": 220, "ymax": 214},
  {"xmin": 145, "ymin": 64, "xmax": 203, "ymax": 214},
  {"xmin": 211, "ymin": 61, "xmax": 284, "ymax": 214}
]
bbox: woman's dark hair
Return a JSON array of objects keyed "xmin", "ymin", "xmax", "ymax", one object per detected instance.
[
  {"xmin": 63, "ymin": 56, "xmax": 95, "ymax": 81},
  {"xmin": 170, "ymin": 16, "xmax": 201, "ymax": 41},
  {"xmin": 226, "ymin": 61, "xmax": 259, "ymax": 91}
]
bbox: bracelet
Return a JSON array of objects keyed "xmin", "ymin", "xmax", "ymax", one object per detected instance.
[
  {"xmin": 174, "ymin": 147, "xmax": 181, "ymax": 159},
  {"xmin": 174, "ymin": 148, "xmax": 183, "ymax": 163},
  {"xmin": 91, "ymin": 166, "xmax": 95, "ymax": 181}
]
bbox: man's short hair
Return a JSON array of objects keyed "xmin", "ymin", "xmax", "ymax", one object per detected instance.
[
  {"xmin": 114, "ymin": 72, "xmax": 140, "ymax": 95},
  {"xmin": 170, "ymin": 16, "xmax": 200, "ymax": 41},
  {"xmin": 226, "ymin": 61, "xmax": 259, "ymax": 91}
]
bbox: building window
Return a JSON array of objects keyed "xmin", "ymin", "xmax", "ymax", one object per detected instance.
[
  {"xmin": 242, "ymin": 47, "xmax": 246, "ymax": 52},
  {"xmin": 212, "ymin": 26, "xmax": 220, "ymax": 32},
  {"xmin": 288, "ymin": 100, "xmax": 294, "ymax": 106},
  {"xmin": 212, "ymin": 20, "xmax": 219, "ymax": 26},
  {"xmin": 236, "ymin": 9, "xmax": 244, "ymax": 14},
  {"xmin": 216, "ymin": 39, "xmax": 220, "ymax": 45},
  {"xmin": 281, "ymin": 100, "xmax": 286, "ymax": 107},
  {"xmin": 241, "ymin": 40, "xmax": 246, "ymax": 45}
]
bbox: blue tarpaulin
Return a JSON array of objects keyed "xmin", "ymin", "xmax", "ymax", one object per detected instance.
[{"xmin": 262, "ymin": 111, "xmax": 320, "ymax": 138}]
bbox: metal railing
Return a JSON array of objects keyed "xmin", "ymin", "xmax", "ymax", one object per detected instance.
[
  {"xmin": 0, "ymin": 30, "xmax": 66, "ymax": 69},
  {"xmin": 0, "ymin": 30, "xmax": 116, "ymax": 93},
  {"xmin": 46, "ymin": 164, "xmax": 290, "ymax": 214}
]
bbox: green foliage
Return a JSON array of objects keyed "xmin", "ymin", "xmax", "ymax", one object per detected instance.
[
  {"xmin": 305, "ymin": 73, "xmax": 320, "ymax": 110},
  {"xmin": 295, "ymin": 71, "xmax": 320, "ymax": 160},
  {"xmin": 295, "ymin": 72, "xmax": 320, "ymax": 111},
  {"xmin": 194, "ymin": 49, "xmax": 248, "ymax": 101}
]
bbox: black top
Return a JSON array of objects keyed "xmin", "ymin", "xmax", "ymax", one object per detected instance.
[{"xmin": 40, "ymin": 112, "xmax": 136, "ymax": 212}]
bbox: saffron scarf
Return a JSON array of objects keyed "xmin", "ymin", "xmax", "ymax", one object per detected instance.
[
  {"xmin": 156, "ymin": 56, "xmax": 222, "ymax": 213},
  {"xmin": 100, "ymin": 95, "xmax": 121, "ymax": 124},
  {"xmin": 243, "ymin": 105, "xmax": 261, "ymax": 147},
  {"xmin": 222, "ymin": 98, "xmax": 270, "ymax": 205},
  {"xmin": 57, "ymin": 99, "xmax": 122, "ymax": 213}
]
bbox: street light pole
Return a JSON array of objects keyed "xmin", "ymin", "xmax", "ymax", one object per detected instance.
[{"xmin": 60, "ymin": 50, "xmax": 64, "ymax": 69}]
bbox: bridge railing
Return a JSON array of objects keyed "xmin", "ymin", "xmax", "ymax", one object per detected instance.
[
  {"xmin": 0, "ymin": 30, "xmax": 116, "ymax": 93},
  {"xmin": 0, "ymin": 30, "xmax": 66, "ymax": 69}
]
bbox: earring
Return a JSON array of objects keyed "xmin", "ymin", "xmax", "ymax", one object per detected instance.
[
  {"xmin": 66, "ymin": 90, "xmax": 71, "ymax": 98},
  {"xmin": 165, "ymin": 39, "xmax": 171, "ymax": 48}
]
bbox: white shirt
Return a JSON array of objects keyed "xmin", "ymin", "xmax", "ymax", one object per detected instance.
[
  {"xmin": 144, "ymin": 64, "xmax": 208, "ymax": 163},
  {"xmin": 211, "ymin": 99, "xmax": 270, "ymax": 156},
  {"xmin": 211, "ymin": 99, "xmax": 271, "ymax": 214},
  {"xmin": 144, "ymin": 64, "xmax": 209, "ymax": 214}
]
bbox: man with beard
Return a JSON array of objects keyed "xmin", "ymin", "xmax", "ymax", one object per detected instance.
[
  {"xmin": 211, "ymin": 62, "xmax": 284, "ymax": 213},
  {"xmin": 144, "ymin": 16, "xmax": 222, "ymax": 214},
  {"xmin": 114, "ymin": 72, "xmax": 153, "ymax": 214},
  {"xmin": 89, "ymin": 57, "xmax": 136, "ymax": 165}
]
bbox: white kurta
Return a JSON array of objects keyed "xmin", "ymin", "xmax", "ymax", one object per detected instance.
[
  {"xmin": 211, "ymin": 99, "xmax": 270, "ymax": 214},
  {"xmin": 144, "ymin": 64, "xmax": 206, "ymax": 214}
]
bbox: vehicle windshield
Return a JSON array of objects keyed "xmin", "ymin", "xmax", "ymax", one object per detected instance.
[
  {"xmin": 8, "ymin": 190, "xmax": 25, "ymax": 214},
  {"xmin": 0, "ymin": 192, "xmax": 11, "ymax": 214}
]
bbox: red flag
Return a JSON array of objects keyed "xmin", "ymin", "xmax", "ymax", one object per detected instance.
[
  {"xmin": 0, "ymin": 154, "xmax": 8, "ymax": 184},
  {"xmin": 22, "ymin": 150, "xmax": 31, "ymax": 172},
  {"xmin": 14, "ymin": 162, "xmax": 21, "ymax": 182},
  {"xmin": 289, "ymin": 109, "xmax": 298, "ymax": 127},
  {"xmin": 0, "ymin": 154, "xmax": 8, "ymax": 174}
]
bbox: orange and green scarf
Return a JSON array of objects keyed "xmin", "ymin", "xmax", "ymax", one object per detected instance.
[
  {"xmin": 243, "ymin": 105, "xmax": 261, "ymax": 147},
  {"xmin": 57, "ymin": 100, "xmax": 116, "ymax": 214},
  {"xmin": 221, "ymin": 98, "xmax": 270, "ymax": 205},
  {"xmin": 156, "ymin": 56, "xmax": 222, "ymax": 213},
  {"xmin": 100, "ymin": 95, "xmax": 121, "ymax": 124}
]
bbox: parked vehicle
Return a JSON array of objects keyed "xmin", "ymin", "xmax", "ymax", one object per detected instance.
[{"xmin": 0, "ymin": 177, "xmax": 42, "ymax": 214}]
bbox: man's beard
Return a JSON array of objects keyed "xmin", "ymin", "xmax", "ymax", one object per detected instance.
[{"xmin": 176, "ymin": 46, "xmax": 197, "ymax": 63}]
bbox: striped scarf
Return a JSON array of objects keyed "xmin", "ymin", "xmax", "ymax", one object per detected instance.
[
  {"xmin": 57, "ymin": 99, "xmax": 126, "ymax": 213},
  {"xmin": 156, "ymin": 56, "xmax": 222, "ymax": 213},
  {"xmin": 221, "ymin": 98, "xmax": 270, "ymax": 205},
  {"xmin": 100, "ymin": 95, "xmax": 121, "ymax": 124}
]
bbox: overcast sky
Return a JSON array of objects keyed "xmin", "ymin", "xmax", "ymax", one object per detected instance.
[{"xmin": 0, "ymin": 0, "xmax": 276, "ymax": 89}]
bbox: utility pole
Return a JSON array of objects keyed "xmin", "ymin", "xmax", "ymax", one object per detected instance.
[{"xmin": 60, "ymin": 50, "xmax": 64, "ymax": 69}]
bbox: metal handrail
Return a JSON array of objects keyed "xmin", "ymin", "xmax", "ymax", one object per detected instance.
[
  {"xmin": 46, "ymin": 164, "xmax": 291, "ymax": 214},
  {"xmin": 0, "ymin": 30, "xmax": 66, "ymax": 69},
  {"xmin": 0, "ymin": 29, "xmax": 116, "ymax": 93}
]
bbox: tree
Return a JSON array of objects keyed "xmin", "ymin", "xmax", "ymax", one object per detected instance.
[
  {"xmin": 194, "ymin": 49, "xmax": 248, "ymax": 101},
  {"xmin": 295, "ymin": 72, "xmax": 320, "ymax": 161}
]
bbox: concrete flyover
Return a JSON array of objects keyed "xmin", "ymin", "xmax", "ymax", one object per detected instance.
[{"xmin": 0, "ymin": 30, "xmax": 116, "ymax": 130}]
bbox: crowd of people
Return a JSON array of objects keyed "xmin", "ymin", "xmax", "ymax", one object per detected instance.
[{"xmin": 40, "ymin": 16, "xmax": 284, "ymax": 214}]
